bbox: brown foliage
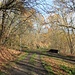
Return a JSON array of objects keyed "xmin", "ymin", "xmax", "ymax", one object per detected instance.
[{"xmin": 0, "ymin": 46, "xmax": 21, "ymax": 70}]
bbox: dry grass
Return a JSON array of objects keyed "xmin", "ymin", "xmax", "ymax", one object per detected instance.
[
  {"xmin": 42, "ymin": 56, "xmax": 75, "ymax": 68},
  {"xmin": 0, "ymin": 46, "xmax": 21, "ymax": 71},
  {"xmin": 41, "ymin": 56, "xmax": 75, "ymax": 75}
]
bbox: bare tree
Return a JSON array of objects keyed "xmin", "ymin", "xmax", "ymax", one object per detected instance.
[{"xmin": 47, "ymin": 0, "xmax": 75, "ymax": 54}]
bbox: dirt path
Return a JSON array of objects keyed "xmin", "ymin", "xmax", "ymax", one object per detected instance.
[{"xmin": 9, "ymin": 53, "xmax": 48, "ymax": 75}]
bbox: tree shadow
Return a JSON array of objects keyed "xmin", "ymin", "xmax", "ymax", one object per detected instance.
[
  {"xmin": 8, "ymin": 50, "xmax": 75, "ymax": 75},
  {"xmin": 9, "ymin": 53, "xmax": 48, "ymax": 75},
  {"xmin": 23, "ymin": 50, "xmax": 75, "ymax": 63}
]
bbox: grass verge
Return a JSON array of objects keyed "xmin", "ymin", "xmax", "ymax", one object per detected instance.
[
  {"xmin": 41, "ymin": 55, "xmax": 75, "ymax": 75},
  {"xmin": 42, "ymin": 60, "xmax": 55, "ymax": 75},
  {"xmin": 29, "ymin": 53, "xmax": 37, "ymax": 65},
  {"xmin": 15, "ymin": 52, "xmax": 28, "ymax": 62},
  {"xmin": 60, "ymin": 65, "xmax": 75, "ymax": 75}
]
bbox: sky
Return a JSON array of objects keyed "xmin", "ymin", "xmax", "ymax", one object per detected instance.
[
  {"xmin": 46, "ymin": 0, "xmax": 53, "ymax": 5},
  {"xmin": 32, "ymin": 0, "xmax": 53, "ymax": 18},
  {"xmin": 0, "ymin": 0, "xmax": 53, "ymax": 19},
  {"xmin": 35, "ymin": 0, "xmax": 53, "ymax": 13},
  {"xmin": 0, "ymin": 0, "xmax": 53, "ymax": 15},
  {"xmin": 32, "ymin": 0, "xmax": 53, "ymax": 33}
]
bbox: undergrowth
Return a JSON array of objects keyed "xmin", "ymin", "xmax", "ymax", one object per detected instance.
[{"xmin": 60, "ymin": 65, "xmax": 75, "ymax": 75}]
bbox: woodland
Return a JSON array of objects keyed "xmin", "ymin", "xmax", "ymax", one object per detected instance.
[{"xmin": 0, "ymin": 0, "xmax": 75, "ymax": 75}]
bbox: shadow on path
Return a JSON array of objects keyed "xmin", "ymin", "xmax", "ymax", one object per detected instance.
[
  {"xmin": 9, "ymin": 50, "xmax": 75, "ymax": 75},
  {"xmin": 9, "ymin": 53, "xmax": 48, "ymax": 75},
  {"xmin": 23, "ymin": 50, "xmax": 75, "ymax": 64}
]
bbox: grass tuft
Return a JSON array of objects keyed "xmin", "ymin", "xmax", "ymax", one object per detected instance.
[
  {"xmin": 42, "ymin": 60, "xmax": 55, "ymax": 75},
  {"xmin": 60, "ymin": 65, "xmax": 75, "ymax": 75},
  {"xmin": 29, "ymin": 53, "xmax": 37, "ymax": 64},
  {"xmin": 15, "ymin": 52, "xmax": 28, "ymax": 62}
]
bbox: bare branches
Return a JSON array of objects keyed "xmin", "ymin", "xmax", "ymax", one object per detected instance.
[
  {"xmin": 0, "ymin": 0, "xmax": 24, "ymax": 11},
  {"xmin": 59, "ymin": 25, "xmax": 75, "ymax": 29}
]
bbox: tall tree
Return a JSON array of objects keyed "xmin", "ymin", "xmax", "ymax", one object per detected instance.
[{"xmin": 47, "ymin": 0, "xmax": 75, "ymax": 54}]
